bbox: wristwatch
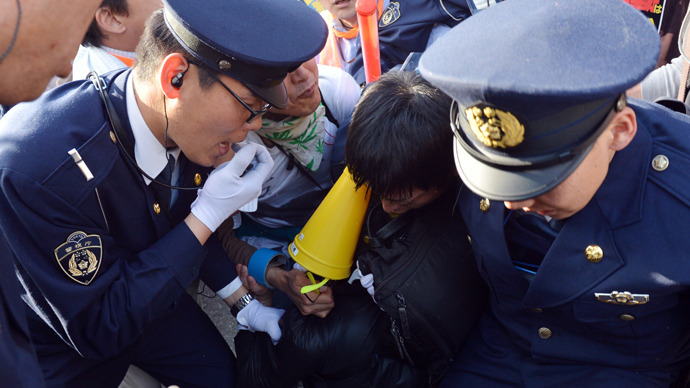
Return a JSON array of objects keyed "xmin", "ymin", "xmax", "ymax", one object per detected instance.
[{"xmin": 231, "ymin": 293, "xmax": 254, "ymax": 317}]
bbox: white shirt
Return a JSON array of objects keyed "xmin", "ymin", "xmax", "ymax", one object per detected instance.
[
  {"xmin": 73, "ymin": 45, "xmax": 135, "ymax": 80},
  {"xmin": 125, "ymin": 74, "xmax": 180, "ymax": 186}
]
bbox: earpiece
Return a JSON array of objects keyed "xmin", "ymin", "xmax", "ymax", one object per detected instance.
[
  {"xmin": 171, "ymin": 63, "xmax": 190, "ymax": 88},
  {"xmin": 171, "ymin": 71, "xmax": 184, "ymax": 88}
]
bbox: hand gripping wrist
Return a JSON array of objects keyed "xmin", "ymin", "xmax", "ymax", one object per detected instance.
[{"xmin": 191, "ymin": 143, "xmax": 273, "ymax": 232}]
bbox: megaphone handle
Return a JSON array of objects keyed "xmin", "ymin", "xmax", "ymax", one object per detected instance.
[{"xmin": 301, "ymin": 274, "xmax": 329, "ymax": 294}]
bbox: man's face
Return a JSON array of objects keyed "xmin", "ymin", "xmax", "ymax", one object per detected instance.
[
  {"xmin": 118, "ymin": 0, "xmax": 163, "ymax": 52},
  {"xmin": 169, "ymin": 70, "xmax": 264, "ymax": 167},
  {"xmin": 381, "ymin": 187, "xmax": 443, "ymax": 215},
  {"xmin": 0, "ymin": 0, "xmax": 100, "ymax": 104},
  {"xmin": 268, "ymin": 59, "xmax": 321, "ymax": 118},
  {"xmin": 504, "ymin": 129, "xmax": 615, "ymax": 219},
  {"xmin": 320, "ymin": 0, "xmax": 358, "ymax": 26}
]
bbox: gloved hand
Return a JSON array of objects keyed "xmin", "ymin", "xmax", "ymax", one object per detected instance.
[
  {"xmin": 191, "ymin": 143, "xmax": 273, "ymax": 232},
  {"xmin": 236, "ymin": 299, "xmax": 285, "ymax": 345},
  {"xmin": 356, "ymin": 261, "xmax": 375, "ymax": 298}
]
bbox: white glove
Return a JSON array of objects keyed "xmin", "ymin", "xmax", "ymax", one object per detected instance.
[
  {"xmin": 191, "ymin": 143, "xmax": 273, "ymax": 232},
  {"xmin": 236, "ymin": 299, "xmax": 285, "ymax": 345},
  {"xmin": 356, "ymin": 261, "xmax": 375, "ymax": 298}
]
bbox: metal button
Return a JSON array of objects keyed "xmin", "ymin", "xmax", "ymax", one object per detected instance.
[
  {"xmin": 585, "ymin": 245, "xmax": 603, "ymax": 263},
  {"xmin": 538, "ymin": 327, "xmax": 552, "ymax": 339},
  {"xmin": 194, "ymin": 173, "xmax": 202, "ymax": 186},
  {"xmin": 363, "ymin": 235, "xmax": 371, "ymax": 244},
  {"xmin": 651, "ymin": 155, "xmax": 669, "ymax": 171},
  {"xmin": 619, "ymin": 314, "xmax": 635, "ymax": 321},
  {"xmin": 479, "ymin": 198, "xmax": 490, "ymax": 212},
  {"xmin": 110, "ymin": 131, "xmax": 117, "ymax": 143},
  {"xmin": 530, "ymin": 307, "xmax": 543, "ymax": 313},
  {"xmin": 153, "ymin": 203, "xmax": 161, "ymax": 215}
]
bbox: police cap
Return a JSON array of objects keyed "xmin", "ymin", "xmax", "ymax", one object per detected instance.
[
  {"xmin": 162, "ymin": 0, "xmax": 327, "ymax": 109},
  {"xmin": 419, "ymin": 0, "xmax": 659, "ymax": 201}
]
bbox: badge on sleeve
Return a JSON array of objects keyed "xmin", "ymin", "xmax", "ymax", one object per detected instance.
[{"xmin": 54, "ymin": 231, "xmax": 103, "ymax": 285}]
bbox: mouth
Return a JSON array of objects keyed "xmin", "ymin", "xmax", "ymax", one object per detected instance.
[
  {"xmin": 218, "ymin": 141, "xmax": 230, "ymax": 156},
  {"xmin": 332, "ymin": 0, "xmax": 352, "ymax": 7},
  {"xmin": 297, "ymin": 83, "xmax": 316, "ymax": 99}
]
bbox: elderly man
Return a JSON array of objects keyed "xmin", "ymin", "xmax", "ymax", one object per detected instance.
[
  {"xmin": 218, "ymin": 58, "xmax": 360, "ymax": 317},
  {"xmin": 0, "ymin": 0, "xmax": 326, "ymax": 386},
  {"xmin": 420, "ymin": 0, "xmax": 690, "ymax": 386}
]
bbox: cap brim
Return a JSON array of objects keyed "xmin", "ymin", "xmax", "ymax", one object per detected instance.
[
  {"xmin": 244, "ymin": 82, "xmax": 288, "ymax": 110},
  {"xmin": 453, "ymin": 139, "xmax": 593, "ymax": 202}
]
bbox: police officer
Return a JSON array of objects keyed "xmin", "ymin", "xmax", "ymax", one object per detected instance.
[
  {"xmin": 0, "ymin": 0, "xmax": 326, "ymax": 387},
  {"xmin": 1, "ymin": 0, "xmax": 102, "ymax": 387},
  {"xmin": 420, "ymin": 0, "xmax": 690, "ymax": 386}
]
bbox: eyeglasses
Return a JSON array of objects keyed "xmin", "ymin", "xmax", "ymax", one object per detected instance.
[{"xmin": 189, "ymin": 61, "xmax": 271, "ymax": 123}]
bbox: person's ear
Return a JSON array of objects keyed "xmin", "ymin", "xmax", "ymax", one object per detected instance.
[
  {"xmin": 159, "ymin": 53, "xmax": 188, "ymax": 99},
  {"xmin": 95, "ymin": 7, "xmax": 126, "ymax": 35},
  {"xmin": 608, "ymin": 106, "xmax": 637, "ymax": 151}
]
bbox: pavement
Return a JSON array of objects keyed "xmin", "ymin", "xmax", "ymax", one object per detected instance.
[{"xmin": 197, "ymin": 281, "xmax": 238, "ymax": 354}]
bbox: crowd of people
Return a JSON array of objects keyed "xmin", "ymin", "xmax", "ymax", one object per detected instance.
[{"xmin": 3, "ymin": 0, "xmax": 690, "ymax": 387}]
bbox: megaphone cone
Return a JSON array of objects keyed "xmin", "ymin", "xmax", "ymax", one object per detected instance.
[{"xmin": 289, "ymin": 167, "xmax": 370, "ymax": 280}]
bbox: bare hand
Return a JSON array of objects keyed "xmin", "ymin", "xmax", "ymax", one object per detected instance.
[
  {"xmin": 236, "ymin": 263, "xmax": 273, "ymax": 306},
  {"xmin": 268, "ymin": 267, "xmax": 334, "ymax": 318}
]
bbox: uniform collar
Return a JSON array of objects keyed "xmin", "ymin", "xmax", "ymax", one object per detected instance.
[{"xmin": 125, "ymin": 74, "xmax": 181, "ymax": 185}]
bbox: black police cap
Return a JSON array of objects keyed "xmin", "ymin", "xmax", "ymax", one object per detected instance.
[{"xmin": 163, "ymin": 0, "xmax": 327, "ymax": 109}]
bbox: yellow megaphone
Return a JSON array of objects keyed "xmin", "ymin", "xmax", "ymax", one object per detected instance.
[{"xmin": 289, "ymin": 167, "xmax": 370, "ymax": 293}]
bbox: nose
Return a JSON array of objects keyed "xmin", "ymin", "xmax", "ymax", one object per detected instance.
[
  {"xmin": 289, "ymin": 66, "xmax": 310, "ymax": 84},
  {"xmin": 504, "ymin": 198, "xmax": 535, "ymax": 210},
  {"xmin": 244, "ymin": 116, "xmax": 263, "ymax": 131},
  {"xmin": 381, "ymin": 199, "xmax": 405, "ymax": 215}
]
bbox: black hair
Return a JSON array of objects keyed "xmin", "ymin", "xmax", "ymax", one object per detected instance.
[
  {"xmin": 82, "ymin": 0, "xmax": 129, "ymax": 48},
  {"xmin": 133, "ymin": 9, "xmax": 215, "ymax": 89},
  {"xmin": 345, "ymin": 71, "xmax": 455, "ymax": 198}
]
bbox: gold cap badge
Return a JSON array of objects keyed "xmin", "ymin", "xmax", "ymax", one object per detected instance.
[{"xmin": 466, "ymin": 104, "xmax": 524, "ymax": 149}]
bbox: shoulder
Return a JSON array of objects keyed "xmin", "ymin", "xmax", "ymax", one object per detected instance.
[
  {"xmin": 0, "ymin": 75, "xmax": 121, "ymax": 190},
  {"xmin": 318, "ymin": 64, "xmax": 361, "ymax": 125},
  {"xmin": 627, "ymin": 99, "xmax": 690, "ymax": 208}
]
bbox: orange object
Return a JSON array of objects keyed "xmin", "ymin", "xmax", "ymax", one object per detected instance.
[
  {"xmin": 110, "ymin": 53, "xmax": 135, "ymax": 67},
  {"xmin": 356, "ymin": 0, "xmax": 381, "ymax": 83},
  {"xmin": 319, "ymin": 0, "xmax": 384, "ymax": 70}
]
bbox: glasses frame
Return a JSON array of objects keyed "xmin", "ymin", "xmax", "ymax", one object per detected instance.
[{"xmin": 188, "ymin": 61, "xmax": 271, "ymax": 123}]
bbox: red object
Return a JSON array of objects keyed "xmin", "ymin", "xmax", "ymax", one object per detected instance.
[{"xmin": 356, "ymin": 0, "xmax": 381, "ymax": 83}]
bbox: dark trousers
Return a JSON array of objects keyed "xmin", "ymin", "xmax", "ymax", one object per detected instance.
[{"xmin": 33, "ymin": 294, "xmax": 236, "ymax": 388}]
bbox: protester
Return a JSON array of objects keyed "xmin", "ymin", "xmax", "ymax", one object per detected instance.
[
  {"xmin": 218, "ymin": 58, "xmax": 360, "ymax": 317},
  {"xmin": 419, "ymin": 0, "xmax": 690, "ymax": 385},
  {"xmin": 233, "ymin": 71, "xmax": 486, "ymax": 388}
]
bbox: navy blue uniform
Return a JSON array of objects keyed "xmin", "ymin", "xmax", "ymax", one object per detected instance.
[
  {"xmin": 0, "ymin": 233, "xmax": 46, "ymax": 388},
  {"xmin": 442, "ymin": 100, "xmax": 690, "ymax": 387},
  {"xmin": 347, "ymin": 0, "xmax": 470, "ymax": 84},
  {"xmin": 0, "ymin": 69, "xmax": 236, "ymax": 388}
]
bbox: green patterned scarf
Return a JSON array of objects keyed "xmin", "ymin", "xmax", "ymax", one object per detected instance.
[{"xmin": 258, "ymin": 104, "xmax": 326, "ymax": 172}]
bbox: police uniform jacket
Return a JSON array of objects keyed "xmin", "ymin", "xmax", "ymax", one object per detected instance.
[
  {"xmin": 0, "ymin": 69, "xmax": 234, "ymax": 360},
  {"xmin": 457, "ymin": 99, "xmax": 690, "ymax": 384},
  {"xmin": 348, "ymin": 0, "xmax": 470, "ymax": 84},
  {"xmin": 0, "ymin": 235, "xmax": 45, "ymax": 387}
]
